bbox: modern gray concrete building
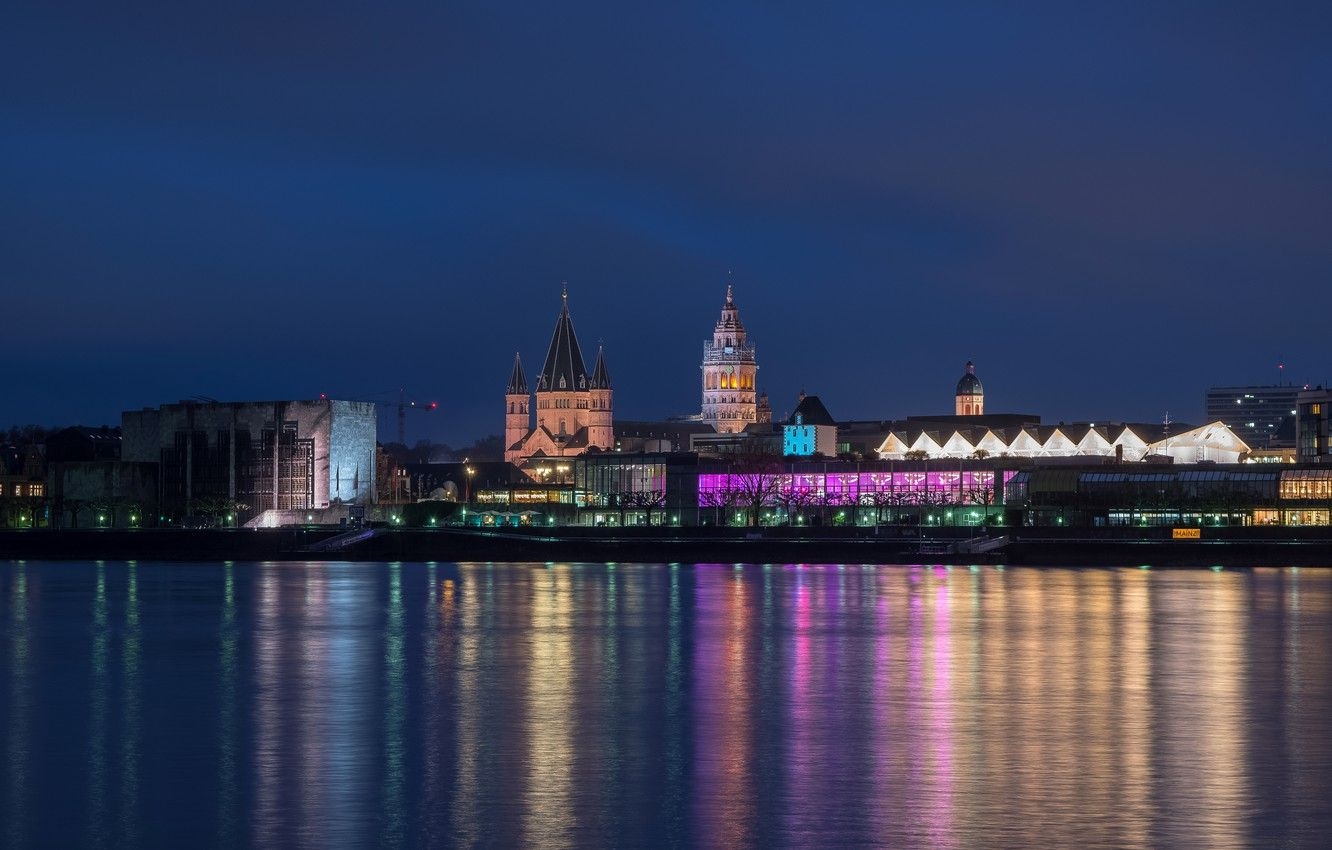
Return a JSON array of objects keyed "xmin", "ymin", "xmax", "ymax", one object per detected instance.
[{"xmin": 121, "ymin": 399, "xmax": 377, "ymax": 523}]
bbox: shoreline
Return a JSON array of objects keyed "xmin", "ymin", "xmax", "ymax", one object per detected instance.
[{"xmin": 3, "ymin": 527, "xmax": 1332, "ymax": 567}]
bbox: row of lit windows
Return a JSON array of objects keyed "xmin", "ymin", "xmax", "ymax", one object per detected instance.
[
  {"xmin": 2, "ymin": 483, "xmax": 43, "ymax": 497},
  {"xmin": 704, "ymin": 371, "xmax": 753, "ymax": 390},
  {"xmin": 536, "ymin": 397, "xmax": 608, "ymax": 410},
  {"xmin": 1278, "ymin": 479, "xmax": 1332, "ymax": 500}
]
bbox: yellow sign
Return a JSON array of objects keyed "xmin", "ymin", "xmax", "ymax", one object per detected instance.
[{"xmin": 1172, "ymin": 528, "xmax": 1201, "ymax": 540}]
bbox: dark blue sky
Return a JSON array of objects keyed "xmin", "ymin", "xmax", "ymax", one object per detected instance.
[{"xmin": 4, "ymin": 3, "xmax": 1330, "ymax": 446}]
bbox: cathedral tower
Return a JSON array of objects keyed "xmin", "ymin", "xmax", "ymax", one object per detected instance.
[
  {"xmin": 504, "ymin": 287, "xmax": 613, "ymax": 467},
  {"xmin": 535, "ymin": 288, "xmax": 592, "ymax": 440},
  {"xmin": 587, "ymin": 345, "xmax": 613, "ymax": 450},
  {"xmin": 955, "ymin": 360, "xmax": 984, "ymax": 416},
  {"xmin": 701, "ymin": 283, "xmax": 759, "ymax": 433},
  {"xmin": 504, "ymin": 353, "xmax": 530, "ymax": 464}
]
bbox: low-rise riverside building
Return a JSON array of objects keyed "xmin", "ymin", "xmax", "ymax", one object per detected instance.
[
  {"xmin": 555, "ymin": 452, "xmax": 1332, "ymax": 529},
  {"xmin": 1005, "ymin": 464, "xmax": 1332, "ymax": 527},
  {"xmin": 875, "ymin": 420, "xmax": 1250, "ymax": 464}
]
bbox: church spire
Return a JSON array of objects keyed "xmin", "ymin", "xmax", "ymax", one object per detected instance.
[
  {"xmin": 507, "ymin": 352, "xmax": 527, "ymax": 395},
  {"xmin": 591, "ymin": 344, "xmax": 612, "ymax": 389},
  {"xmin": 537, "ymin": 287, "xmax": 589, "ymax": 392}
]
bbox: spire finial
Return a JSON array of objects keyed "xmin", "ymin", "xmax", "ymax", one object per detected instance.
[
  {"xmin": 561, "ymin": 281, "xmax": 568, "ymax": 307},
  {"xmin": 726, "ymin": 273, "xmax": 733, "ymax": 305}
]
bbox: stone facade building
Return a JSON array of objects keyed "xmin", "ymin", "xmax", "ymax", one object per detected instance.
[
  {"xmin": 701, "ymin": 284, "xmax": 763, "ymax": 432},
  {"xmin": 505, "ymin": 290, "xmax": 613, "ymax": 466},
  {"xmin": 121, "ymin": 398, "xmax": 377, "ymax": 522}
]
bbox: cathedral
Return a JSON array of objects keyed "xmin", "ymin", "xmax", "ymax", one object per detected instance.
[
  {"xmin": 700, "ymin": 284, "xmax": 770, "ymax": 432},
  {"xmin": 505, "ymin": 289, "xmax": 613, "ymax": 466}
]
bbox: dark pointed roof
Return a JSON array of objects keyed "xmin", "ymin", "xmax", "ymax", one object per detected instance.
[
  {"xmin": 507, "ymin": 352, "xmax": 528, "ymax": 395},
  {"xmin": 787, "ymin": 393, "xmax": 836, "ymax": 426},
  {"xmin": 536, "ymin": 288, "xmax": 589, "ymax": 393},
  {"xmin": 956, "ymin": 360, "xmax": 983, "ymax": 396},
  {"xmin": 590, "ymin": 345, "xmax": 612, "ymax": 390}
]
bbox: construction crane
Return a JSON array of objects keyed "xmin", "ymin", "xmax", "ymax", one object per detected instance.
[{"xmin": 397, "ymin": 389, "xmax": 438, "ymax": 446}]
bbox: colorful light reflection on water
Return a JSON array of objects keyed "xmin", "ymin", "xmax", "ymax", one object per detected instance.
[{"xmin": 1, "ymin": 561, "xmax": 1329, "ymax": 849}]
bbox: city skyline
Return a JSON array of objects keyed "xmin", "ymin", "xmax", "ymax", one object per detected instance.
[{"xmin": 4, "ymin": 3, "xmax": 1330, "ymax": 446}]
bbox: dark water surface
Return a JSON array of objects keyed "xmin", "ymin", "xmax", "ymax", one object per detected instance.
[{"xmin": 1, "ymin": 561, "xmax": 1329, "ymax": 849}]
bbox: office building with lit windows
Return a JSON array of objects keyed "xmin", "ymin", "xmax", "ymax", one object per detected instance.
[
  {"xmin": 1296, "ymin": 387, "xmax": 1332, "ymax": 464},
  {"xmin": 1205, "ymin": 385, "xmax": 1301, "ymax": 450}
]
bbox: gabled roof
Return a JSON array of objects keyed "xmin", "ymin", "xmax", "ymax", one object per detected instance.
[
  {"xmin": 536, "ymin": 290, "xmax": 589, "ymax": 393},
  {"xmin": 787, "ymin": 394, "xmax": 836, "ymax": 426},
  {"xmin": 507, "ymin": 352, "xmax": 528, "ymax": 395}
]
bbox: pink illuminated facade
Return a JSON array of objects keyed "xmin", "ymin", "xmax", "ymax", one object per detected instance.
[{"xmin": 696, "ymin": 469, "xmax": 1012, "ymax": 508}]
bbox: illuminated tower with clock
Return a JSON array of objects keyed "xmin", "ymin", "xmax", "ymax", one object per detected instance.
[{"xmin": 700, "ymin": 283, "xmax": 759, "ymax": 433}]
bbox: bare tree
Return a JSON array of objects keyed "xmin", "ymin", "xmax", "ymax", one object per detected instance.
[
  {"xmin": 699, "ymin": 481, "xmax": 742, "ymax": 526},
  {"xmin": 622, "ymin": 488, "xmax": 668, "ymax": 526},
  {"xmin": 779, "ymin": 484, "xmax": 820, "ymax": 527},
  {"xmin": 728, "ymin": 449, "xmax": 784, "ymax": 527}
]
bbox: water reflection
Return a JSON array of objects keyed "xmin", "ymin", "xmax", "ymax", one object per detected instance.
[
  {"xmin": 88, "ymin": 561, "xmax": 110, "ymax": 849},
  {"xmin": 523, "ymin": 566, "xmax": 576, "ymax": 849},
  {"xmin": 694, "ymin": 566, "xmax": 756, "ymax": 847},
  {"xmin": 1, "ymin": 562, "xmax": 1331, "ymax": 849},
  {"xmin": 217, "ymin": 562, "xmax": 240, "ymax": 847},
  {"xmin": 6, "ymin": 563, "xmax": 30, "ymax": 849},
  {"xmin": 120, "ymin": 561, "xmax": 141, "ymax": 847},
  {"xmin": 382, "ymin": 563, "xmax": 406, "ymax": 848}
]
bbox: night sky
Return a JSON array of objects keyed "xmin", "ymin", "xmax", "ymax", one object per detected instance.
[{"xmin": 4, "ymin": 3, "xmax": 1330, "ymax": 447}]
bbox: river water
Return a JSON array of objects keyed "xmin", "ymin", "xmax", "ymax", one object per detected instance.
[{"xmin": 1, "ymin": 561, "xmax": 1329, "ymax": 849}]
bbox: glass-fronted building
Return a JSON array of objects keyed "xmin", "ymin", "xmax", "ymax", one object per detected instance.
[{"xmin": 1005, "ymin": 465, "xmax": 1332, "ymax": 526}]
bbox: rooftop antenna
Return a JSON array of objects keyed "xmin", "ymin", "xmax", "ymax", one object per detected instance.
[
  {"xmin": 1163, "ymin": 410, "xmax": 1172, "ymax": 438},
  {"xmin": 1278, "ymin": 359, "xmax": 1285, "ymax": 385}
]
